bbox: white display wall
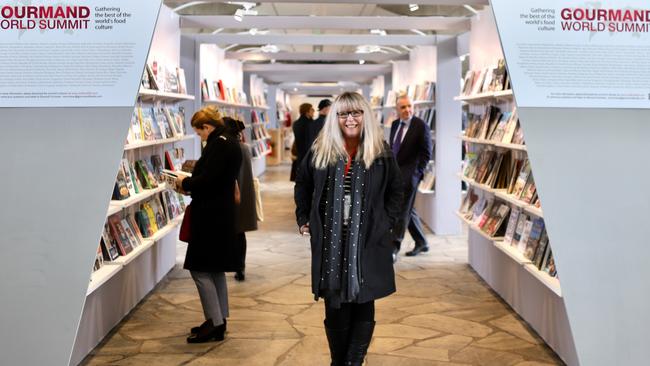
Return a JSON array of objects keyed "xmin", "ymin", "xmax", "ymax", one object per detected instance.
[
  {"xmin": 461, "ymin": 7, "xmax": 578, "ymax": 365},
  {"xmin": 200, "ymin": 44, "xmax": 244, "ymax": 92}
]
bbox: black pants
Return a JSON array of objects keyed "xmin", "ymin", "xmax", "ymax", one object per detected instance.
[
  {"xmin": 235, "ymin": 233, "xmax": 247, "ymax": 271},
  {"xmin": 394, "ymin": 183, "xmax": 428, "ymax": 252},
  {"xmin": 324, "ymin": 300, "xmax": 375, "ymax": 329}
]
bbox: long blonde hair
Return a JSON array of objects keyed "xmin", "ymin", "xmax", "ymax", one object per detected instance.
[{"xmin": 312, "ymin": 92, "xmax": 385, "ymax": 169}]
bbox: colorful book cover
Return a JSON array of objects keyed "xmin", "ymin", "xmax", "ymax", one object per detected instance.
[
  {"xmin": 517, "ymin": 220, "xmax": 533, "ymax": 254},
  {"xmin": 101, "ymin": 224, "xmax": 120, "ymax": 261},
  {"xmin": 524, "ymin": 218, "xmax": 545, "ymax": 260},
  {"xmin": 140, "ymin": 107, "xmax": 156, "ymax": 141},
  {"xmin": 121, "ymin": 218, "xmax": 140, "ymax": 248},
  {"xmin": 503, "ymin": 207, "xmax": 521, "ymax": 245},
  {"xmin": 108, "ymin": 215, "xmax": 133, "ymax": 256}
]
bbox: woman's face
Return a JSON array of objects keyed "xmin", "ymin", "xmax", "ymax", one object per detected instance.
[
  {"xmin": 194, "ymin": 125, "xmax": 214, "ymax": 142},
  {"xmin": 337, "ymin": 109, "xmax": 364, "ymax": 140}
]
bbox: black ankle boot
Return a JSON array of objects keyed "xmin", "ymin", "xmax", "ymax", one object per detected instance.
[
  {"xmin": 345, "ymin": 321, "xmax": 375, "ymax": 365},
  {"xmin": 324, "ymin": 319, "xmax": 350, "ymax": 366}
]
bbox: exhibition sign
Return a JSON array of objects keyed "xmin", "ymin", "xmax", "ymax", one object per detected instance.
[
  {"xmin": 491, "ymin": 0, "xmax": 650, "ymax": 109},
  {"xmin": 0, "ymin": 1, "xmax": 160, "ymax": 107}
]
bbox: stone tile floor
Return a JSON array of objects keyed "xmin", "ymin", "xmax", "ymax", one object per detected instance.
[{"xmin": 81, "ymin": 165, "xmax": 564, "ymax": 366}]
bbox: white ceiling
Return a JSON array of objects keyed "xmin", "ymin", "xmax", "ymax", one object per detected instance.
[{"xmin": 166, "ymin": 0, "xmax": 485, "ymax": 93}]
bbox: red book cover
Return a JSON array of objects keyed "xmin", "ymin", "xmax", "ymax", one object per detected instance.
[{"xmin": 217, "ymin": 80, "xmax": 226, "ymax": 100}]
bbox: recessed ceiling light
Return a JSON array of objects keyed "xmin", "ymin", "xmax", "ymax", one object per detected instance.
[{"xmin": 409, "ymin": 4, "xmax": 419, "ymax": 12}]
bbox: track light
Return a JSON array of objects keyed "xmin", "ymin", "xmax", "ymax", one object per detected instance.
[
  {"xmin": 370, "ymin": 29, "xmax": 387, "ymax": 36},
  {"xmin": 359, "ymin": 59, "xmax": 366, "ymax": 65},
  {"xmin": 234, "ymin": 8, "xmax": 244, "ymax": 22},
  {"xmin": 212, "ymin": 28, "xmax": 224, "ymax": 34},
  {"xmin": 409, "ymin": 4, "xmax": 419, "ymax": 12}
]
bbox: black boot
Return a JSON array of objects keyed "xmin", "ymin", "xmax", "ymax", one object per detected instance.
[
  {"xmin": 345, "ymin": 321, "xmax": 375, "ymax": 366},
  {"xmin": 324, "ymin": 319, "xmax": 350, "ymax": 366}
]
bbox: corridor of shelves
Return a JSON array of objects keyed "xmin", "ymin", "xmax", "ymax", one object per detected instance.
[{"xmin": 82, "ymin": 165, "xmax": 563, "ymax": 366}]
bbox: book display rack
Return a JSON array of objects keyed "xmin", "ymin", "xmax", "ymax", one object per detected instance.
[{"xmin": 456, "ymin": 12, "xmax": 575, "ymax": 362}]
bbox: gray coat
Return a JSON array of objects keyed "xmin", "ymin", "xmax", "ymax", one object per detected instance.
[{"xmin": 236, "ymin": 143, "xmax": 258, "ymax": 233}]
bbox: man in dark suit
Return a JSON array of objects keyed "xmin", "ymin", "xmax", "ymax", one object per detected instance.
[{"xmin": 389, "ymin": 95, "xmax": 433, "ymax": 261}]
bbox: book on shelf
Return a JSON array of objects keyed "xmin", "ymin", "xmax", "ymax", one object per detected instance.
[
  {"xmin": 460, "ymin": 60, "xmax": 511, "ymax": 96},
  {"xmin": 121, "ymin": 218, "xmax": 142, "ymax": 248},
  {"xmin": 483, "ymin": 203, "xmax": 510, "ymax": 237},
  {"xmin": 460, "ymin": 188, "xmax": 479, "ymax": 218},
  {"xmin": 101, "ymin": 223, "xmax": 121, "ymax": 261},
  {"xmin": 93, "ymin": 244, "xmax": 104, "ymax": 272},
  {"xmin": 177, "ymin": 67, "xmax": 187, "ymax": 94},
  {"xmin": 523, "ymin": 217, "xmax": 545, "ymax": 260},
  {"xmin": 476, "ymin": 198, "xmax": 495, "ymax": 229},
  {"xmin": 144, "ymin": 64, "xmax": 159, "ymax": 90},
  {"xmin": 419, "ymin": 161, "xmax": 436, "ymax": 191},
  {"xmin": 517, "ymin": 219, "xmax": 534, "ymax": 254},
  {"xmin": 520, "ymin": 174, "xmax": 537, "ymax": 204},
  {"xmin": 503, "ymin": 207, "xmax": 521, "ymax": 245},
  {"xmin": 501, "ymin": 109, "xmax": 519, "ymax": 144},
  {"xmin": 511, "ymin": 159, "xmax": 531, "ymax": 198},
  {"xmin": 511, "ymin": 213, "xmax": 529, "ymax": 249},
  {"xmin": 533, "ymin": 229, "xmax": 550, "ymax": 268},
  {"xmin": 490, "ymin": 59, "xmax": 508, "ymax": 92},
  {"xmin": 120, "ymin": 159, "xmax": 137, "ymax": 197},
  {"xmin": 108, "ymin": 214, "xmax": 134, "ymax": 256},
  {"xmin": 139, "ymin": 107, "xmax": 156, "ymax": 141},
  {"xmin": 112, "ymin": 169, "xmax": 131, "ymax": 201}
]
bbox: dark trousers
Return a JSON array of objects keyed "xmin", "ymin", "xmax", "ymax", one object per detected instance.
[
  {"xmin": 394, "ymin": 183, "xmax": 428, "ymax": 252},
  {"xmin": 235, "ymin": 233, "xmax": 247, "ymax": 271},
  {"xmin": 324, "ymin": 300, "xmax": 375, "ymax": 329}
]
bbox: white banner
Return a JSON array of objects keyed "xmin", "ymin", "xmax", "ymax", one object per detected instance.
[
  {"xmin": 0, "ymin": 1, "xmax": 160, "ymax": 107},
  {"xmin": 492, "ymin": 0, "xmax": 650, "ymax": 109}
]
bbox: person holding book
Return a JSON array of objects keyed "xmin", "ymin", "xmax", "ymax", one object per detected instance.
[
  {"xmin": 389, "ymin": 94, "xmax": 433, "ymax": 261},
  {"xmin": 294, "ymin": 92, "xmax": 403, "ymax": 365},
  {"xmin": 175, "ymin": 106, "xmax": 242, "ymax": 343},
  {"xmin": 223, "ymin": 117, "xmax": 258, "ymax": 282}
]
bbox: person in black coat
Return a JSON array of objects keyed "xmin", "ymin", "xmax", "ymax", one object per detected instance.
[
  {"xmin": 176, "ymin": 106, "xmax": 242, "ymax": 344},
  {"xmin": 308, "ymin": 98, "xmax": 331, "ymax": 146},
  {"xmin": 290, "ymin": 103, "xmax": 315, "ymax": 181},
  {"xmin": 389, "ymin": 95, "xmax": 433, "ymax": 260},
  {"xmin": 223, "ymin": 117, "xmax": 258, "ymax": 282},
  {"xmin": 295, "ymin": 92, "xmax": 403, "ymax": 366}
]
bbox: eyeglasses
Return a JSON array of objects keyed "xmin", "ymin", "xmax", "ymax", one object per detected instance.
[{"xmin": 336, "ymin": 110, "xmax": 364, "ymax": 119}]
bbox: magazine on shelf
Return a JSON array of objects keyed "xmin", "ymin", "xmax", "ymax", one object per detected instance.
[
  {"xmin": 524, "ymin": 217, "xmax": 545, "ymax": 260},
  {"xmin": 101, "ymin": 224, "xmax": 120, "ymax": 261},
  {"xmin": 503, "ymin": 207, "xmax": 521, "ymax": 245},
  {"xmin": 517, "ymin": 219, "xmax": 534, "ymax": 254},
  {"xmin": 108, "ymin": 214, "xmax": 134, "ymax": 256},
  {"xmin": 533, "ymin": 229, "xmax": 549, "ymax": 269}
]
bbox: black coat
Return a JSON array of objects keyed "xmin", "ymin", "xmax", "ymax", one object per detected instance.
[
  {"xmin": 389, "ymin": 116, "xmax": 433, "ymax": 189},
  {"xmin": 182, "ymin": 130, "xmax": 242, "ymax": 272},
  {"xmin": 292, "ymin": 115, "xmax": 313, "ymax": 164},
  {"xmin": 294, "ymin": 146, "xmax": 404, "ymax": 303}
]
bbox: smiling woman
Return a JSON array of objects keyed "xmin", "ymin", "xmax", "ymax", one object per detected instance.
[{"xmin": 294, "ymin": 92, "xmax": 404, "ymax": 365}]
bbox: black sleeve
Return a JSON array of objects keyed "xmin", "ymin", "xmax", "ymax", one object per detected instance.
[
  {"xmin": 416, "ymin": 120, "xmax": 433, "ymax": 179},
  {"xmin": 182, "ymin": 142, "xmax": 227, "ymax": 194},
  {"xmin": 294, "ymin": 152, "xmax": 315, "ymax": 228},
  {"xmin": 384, "ymin": 152, "xmax": 404, "ymax": 229}
]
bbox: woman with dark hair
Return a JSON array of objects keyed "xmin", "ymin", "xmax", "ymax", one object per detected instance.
[
  {"xmin": 223, "ymin": 117, "xmax": 258, "ymax": 281},
  {"xmin": 294, "ymin": 92, "xmax": 404, "ymax": 365},
  {"xmin": 176, "ymin": 106, "xmax": 242, "ymax": 343},
  {"xmin": 290, "ymin": 102, "xmax": 315, "ymax": 181}
]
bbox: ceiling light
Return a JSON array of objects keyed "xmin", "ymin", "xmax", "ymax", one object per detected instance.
[
  {"xmin": 212, "ymin": 28, "xmax": 224, "ymax": 34},
  {"xmin": 464, "ymin": 4, "xmax": 479, "ymax": 15},
  {"xmin": 249, "ymin": 28, "xmax": 258, "ymax": 35},
  {"xmin": 270, "ymin": 59, "xmax": 276, "ymax": 64},
  {"xmin": 409, "ymin": 4, "xmax": 419, "ymax": 12},
  {"xmin": 224, "ymin": 43, "xmax": 239, "ymax": 51},
  {"xmin": 356, "ymin": 45, "xmax": 381, "ymax": 54},
  {"xmin": 234, "ymin": 9, "xmax": 244, "ymax": 22},
  {"xmin": 293, "ymin": 87, "xmax": 298, "ymax": 92},
  {"xmin": 172, "ymin": 1, "xmax": 209, "ymax": 12},
  {"xmin": 370, "ymin": 29, "xmax": 387, "ymax": 36},
  {"xmin": 227, "ymin": 1, "xmax": 256, "ymax": 11},
  {"xmin": 261, "ymin": 44, "xmax": 279, "ymax": 53},
  {"xmin": 359, "ymin": 59, "xmax": 366, "ymax": 65},
  {"xmin": 410, "ymin": 29, "xmax": 426, "ymax": 36},
  {"xmin": 399, "ymin": 45, "xmax": 412, "ymax": 52}
]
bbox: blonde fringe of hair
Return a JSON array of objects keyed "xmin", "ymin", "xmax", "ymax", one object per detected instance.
[{"xmin": 311, "ymin": 92, "xmax": 385, "ymax": 169}]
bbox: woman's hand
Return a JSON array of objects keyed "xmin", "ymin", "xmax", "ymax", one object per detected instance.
[
  {"xmin": 175, "ymin": 176, "xmax": 187, "ymax": 194},
  {"xmin": 299, "ymin": 224, "xmax": 310, "ymax": 236}
]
